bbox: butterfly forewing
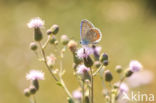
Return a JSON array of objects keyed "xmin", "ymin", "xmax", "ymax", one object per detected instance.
[{"xmin": 80, "ymin": 20, "xmax": 94, "ymax": 41}]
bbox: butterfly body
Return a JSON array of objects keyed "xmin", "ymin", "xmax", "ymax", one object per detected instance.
[{"xmin": 80, "ymin": 19, "xmax": 102, "ymax": 45}]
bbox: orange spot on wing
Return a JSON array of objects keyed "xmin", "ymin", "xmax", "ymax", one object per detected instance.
[{"xmin": 94, "ymin": 29, "xmax": 101, "ymax": 40}]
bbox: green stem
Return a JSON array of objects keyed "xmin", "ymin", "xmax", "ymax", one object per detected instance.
[
  {"xmin": 93, "ymin": 64, "xmax": 104, "ymax": 77},
  {"xmin": 90, "ymin": 69, "xmax": 94, "ymax": 103},
  {"xmin": 42, "ymin": 35, "xmax": 51, "ymax": 49},
  {"xmin": 32, "ymin": 95, "xmax": 36, "ymax": 103},
  {"xmin": 38, "ymin": 42, "xmax": 58, "ymax": 81},
  {"xmin": 119, "ymin": 76, "xmax": 125, "ymax": 87},
  {"xmin": 82, "ymin": 79, "xmax": 85, "ymax": 103},
  {"xmin": 59, "ymin": 61, "xmax": 72, "ymax": 98},
  {"xmin": 60, "ymin": 77, "xmax": 72, "ymax": 98}
]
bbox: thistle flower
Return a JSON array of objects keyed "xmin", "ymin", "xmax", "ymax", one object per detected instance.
[
  {"xmin": 76, "ymin": 64, "xmax": 90, "ymax": 80},
  {"xmin": 126, "ymin": 70, "xmax": 154, "ymax": 88},
  {"xmin": 26, "ymin": 70, "xmax": 44, "ymax": 80},
  {"xmin": 47, "ymin": 54, "xmax": 56, "ymax": 68},
  {"xmin": 72, "ymin": 90, "xmax": 82, "ymax": 100},
  {"xmin": 129, "ymin": 60, "xmax": 142, "ymax": 72},
  {"xmin": 119, "ymin": 83, "xmax": 129, "ymax": 93},
  {"xmin": 92, "ymin": 45, "xmax": 102, "ymax": 60},
  {"xmin": 76, "ymin": 47, "xmax": 93, "ymax": 59},
  {"xmin": 27, "ymin": 17, "xmax": 44, "ymax": 28},
  {"xmin": 77, "ymin": 65, "xmax": 90, "ymax": 75}
]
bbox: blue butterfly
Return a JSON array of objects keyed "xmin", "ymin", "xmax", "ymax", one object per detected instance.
[{"xmin": 80, "ymin": 19, "xmax": 102, "ymax": 45}]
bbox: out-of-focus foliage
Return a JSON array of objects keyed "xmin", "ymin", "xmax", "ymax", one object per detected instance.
[{"xmin": 0, "ymin": 0, "xmax": 156, "ymax": 103}]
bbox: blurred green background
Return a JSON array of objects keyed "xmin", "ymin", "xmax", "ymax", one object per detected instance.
[{"xmin": 0, "ymin": 0, "xmax": 156, "ymax": 103}]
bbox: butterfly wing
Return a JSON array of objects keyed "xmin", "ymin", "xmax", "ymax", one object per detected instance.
[
  {"xmin": 80, "ymin": 19, "xmax": 94, "ymax": 43},
  {"xmin": 85, "ymin": 28, "xmax": 102, "ymax": 44}
]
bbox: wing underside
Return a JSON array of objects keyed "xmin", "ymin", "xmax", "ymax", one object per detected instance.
[
  {"xmin": 85, "ymin": 28, "xmax": 102, "ymax": 43},
  {"xmin": 80, "ymin": 19, "xmax": 94, "ymax": 41}
]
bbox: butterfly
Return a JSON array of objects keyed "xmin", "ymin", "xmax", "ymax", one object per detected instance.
[{"xmin": 80, "ymin": 19, "xmax": 102, "ymax": 45}]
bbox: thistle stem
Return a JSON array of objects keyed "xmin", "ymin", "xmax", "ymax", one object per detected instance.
[
  {"xmin": 93, "ymin": 64, "xmax": 104, "ymax": 77},
  {"xmin": 60, "ymin": 76, "xmax": 72, "ymax": 98},
  {"xmin": 38, "ymin": 42, "xmax": 58, "ymax": 81},
  {"xmin": 82, "ymin": 79, "xmax": 85, "ymax": 103},
  {"xmin": 59, "ymin": 61, "xmax": 72, "ymax": 98},
  {"xmin": 31, "ymin": 95, "xmax": 36, "ymax": 103},
  {"xmin": 119, "ymin": 76, "xmax": 125, "ymax": 87},
  {"xmin": 90, "ymin": 69, "xmax": 94, "ymax": 103},
  {"xmin": 42, "ymin": 35, "xmax": 51, "ymax": 49}
]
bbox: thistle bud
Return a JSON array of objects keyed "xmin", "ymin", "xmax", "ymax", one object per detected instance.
[
  {"xmin": 100, "ymin": 53, "xmax": 109, "ymax": 66},
  {"xmin": 104, "ymin": 70, "xmax": 113, "ymax": 82},
  {"xmin": 85, "ymin": 96, "xmax": 90, "ymax": 103},
  {"xmin": 54, "ymin": 40, "xmax": 59, "ymax": 45},
  {"xmin": 94, "ymin": 61, "xmax": 101, "ymax": 68},
  {"xmin": 32, "ymin": 79, "xmax": 39, "ymax": 90},
  {"xmin": 34, "ymin": 28, "xmax": 43, "ymax": 41},
  {"xmin": 24, "ymin": 88, "xmax": 30, "ymax": 97},
  {"xmin": 100, "ymin": 53, "xmax": 108, "ymax": 61},
  {"xmin": 67, "ymin": 40, "xmax": 78, "ymax": 52},
  {"xmin": 29, "ymin": 42, "xmax": 38, "ymax": 51},
  {"xmin": 113, "ymin": 83, "xmax": 119, "ymax": 89},
  {"xmin": 67, "ymin": 97, "xmax": 74, "ymax": 103},
  {"xmin": 61, "ymin": 35, "xmax": 69, "ymax": 45},
  {"xmin": 49, "ymin": 36, "xmax": 56, "ymax": 44},
  {"xmin": 111, "ymin": 89, "xmax": 118, "ymax": 95},
  {"xmin": 125, "ymin": 69, "xmax": 133, "ymax": 77},
  {"xmin": 29, "ymin": 85, "xmax": 37, "ymax": 94},
  {"xmin": 115, "ymin": 65, "xmax": 122, "ymax": 73},
  {"xmin": 84, "ymin": 56, "xmax": 93, "ymax": 68},
  {"xmin": 103, "ymin": 60, "xmax": 109, "ymax": 66},
  {"xmin": 47, "ymin": 24, "xmax": 59, "ymax": 35},
  {"xmin": 73, "ymin": 53, "xmax": 82, "ymax": 65},
  {"xmin": 105, "ymin": 95, "xmax": 110, "ymax": 103}
]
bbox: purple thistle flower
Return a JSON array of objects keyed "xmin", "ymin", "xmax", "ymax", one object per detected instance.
[
  {"xmin": 92, "ymin": 45, "xmax": 102, "ymax": 60},
  {"xmin": 120, "ymin": 83, "xmax": 129, "ymax": 93},
  {"xmin": 26, "ymin": 70, "xmax": 44, "ymax": 80},
  {"xmin": 27, "ymin": 17, "xmax": 44, "ymax": 28},
  {"xmin": 76, "ymin": 64, "xmax": 90, "ymax": 75},
  {"xmin": 72, "ymin": 90, "xmax": 82, "ymax": 100},
  {"xmin": 76, "ymin": 46, "xmax": 93, "ymax": 59},
  {"xmin": 126, "ymin": 70, "xmax": 154, "ymax": 88},
  {"xmin": 129, "ymin": 60, "xmax": 142, "ymax": 72}
]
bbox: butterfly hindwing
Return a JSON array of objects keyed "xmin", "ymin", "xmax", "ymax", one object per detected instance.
[{"xmin": 85, "ymin": 28, "xmax": 102, "ymax": 44}]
